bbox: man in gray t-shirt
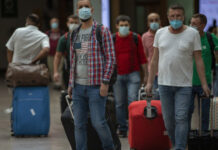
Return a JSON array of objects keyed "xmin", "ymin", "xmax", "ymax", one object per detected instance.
[
  {"xmin": 74, "ymin": 27, "xmax": 92, "ymax": 85},
  {"xmin": 145, "ymin": 4, "xmax": 210, "ymax": 150}
]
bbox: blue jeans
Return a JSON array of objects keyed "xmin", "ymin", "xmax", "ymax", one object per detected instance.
[
  {"xmin": 189, "ymin": 85, "xmax": 211, "ymax": 131},
  {"xmin": 113, "ymin": 71, "xmax": 141, "ymax": 132},
  {"xmin": 153, "ymin": 76, "xmax": 160, "ymax": 100},
  {"xmin": 159, "ymin": 85, "xmax": 192, "ymax": 150},
  {"xmin": 72, "ymin": 84, "xmax": 114, "ymax": 150}
]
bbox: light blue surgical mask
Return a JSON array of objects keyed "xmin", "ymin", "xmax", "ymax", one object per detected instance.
[
  {"xmin": 150, "ymin": 22, "xmax": 159, "ymax": 31},
  {"xmin": 51, "ymin": 22, "xmax": 58, "ymax": 29},
  {"xmin": 78, "ymin": 7, "xmax": 92, "ymax": 21},
  {"xmin": 119, "ymin": 26, "xmax": 130, "ymax": 36},
  {"xmin": 169, "ymin": 20, "xmax": 183, "ymax": 29}
]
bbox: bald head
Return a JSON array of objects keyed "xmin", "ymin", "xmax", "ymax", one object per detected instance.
[
  {"xmin": 147, "ymin": 13, "xmax": 160, "ymax": 22},
  {"xmin": 147, "ymin": 13, "xmax": 161, "ymax": 31}
]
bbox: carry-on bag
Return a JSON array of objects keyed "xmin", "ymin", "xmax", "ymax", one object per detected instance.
[
  {"xmin": 210, "ymin": 97, "xmax": 218, "ymax": 129},
  {"xmin": 65, "ymin": 94, "xmax": 121, "ymax": 150},
  {"xmin": 188, "ymin": 95, "xmax": 218, "ymax": 150},
  {"xmin": 128, "ymin": 86, "xmax": 171, "ymax": 150},
  {"xmin": 12, "ymin": 86, "xmax": 50, "ymax": 136},
  {"xmin": 5, "ymin": 63, "xmax": 49, "ymax": 87},
  {"xmin": 60, "ymin": 90, "xmax": 70, "ymax": 114}
]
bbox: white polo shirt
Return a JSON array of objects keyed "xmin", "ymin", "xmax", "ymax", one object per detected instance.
[
  {"xmin": 6, "ymin": 25, "xmax": 50, "ymax": 64},
  {"xmin": 153, "ymin": 26, "xmax": 201, "ymax": 87}
]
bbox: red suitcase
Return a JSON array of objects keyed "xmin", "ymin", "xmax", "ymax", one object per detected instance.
[{"xmin": 128, "ymin": 89, "xmax": 171, "ymax": 150}]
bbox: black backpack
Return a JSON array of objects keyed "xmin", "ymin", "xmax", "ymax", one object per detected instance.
[{"xmin": 206, "ymin": 32, "xmax": 216, "ymax": 76}]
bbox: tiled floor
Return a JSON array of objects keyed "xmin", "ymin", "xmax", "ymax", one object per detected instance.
[{"xmin": 0, "ymin": 77, "xmax": 130, "ymax": 150}]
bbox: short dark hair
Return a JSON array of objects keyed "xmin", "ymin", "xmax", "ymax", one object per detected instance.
[
  {"xmin": 116, "ymin": 15, "xmax": 131, "ymax": 24},
  {"xmin": 168, "ymin": 4, "xmax": 185, "ymax": 15},
  {"xmin": 67, "ymin": 14, "xmax": 79, "ymax": 21},
  {"xmin": 27, "ymin": 13, "xmax": 40, "ymax": 25},
  {"xmin": 77, "ymin": 0, "xmax": 92, "ymax": 7},
  {"xmin": 192, "ymin": 13, "xmax": 207, "ymax": 25}
]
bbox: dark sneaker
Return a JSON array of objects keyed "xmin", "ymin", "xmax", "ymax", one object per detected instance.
[{"xmin": 118, "ymin": 130, "xmax": 127, "ymax": 138}]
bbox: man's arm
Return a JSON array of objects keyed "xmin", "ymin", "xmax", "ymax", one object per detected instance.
[
  {"xmin": 31, "ymin": 47, "xmax": 49, "ymax": 64},
  {"xmin": 194, "ymin": 50, "xmax": 210, "ymax": 97},
  {"xmin": 145, "ymin": 47, "xmax": 159, "ymax": 94},
  {"xmin": 141, "ymin": 63, "xmax": 148, "ymax": 84},
  {"xmin": 102, "ymin": 27, "xmax": 116, "ymax": 83},
  {"xmin": 7, "ymin": 49, "xmax": 13, "ymax": 63},
  {"xmin": 100, "ymin": 27, "xmax": 116, "ymax": 97},
  {"xmin": 53, "ymin": 52, "xmax": 63, "ymax": 81},
  {"xmin": 138, "ymin": 35, "xmax": 148, "ymax": 84}
]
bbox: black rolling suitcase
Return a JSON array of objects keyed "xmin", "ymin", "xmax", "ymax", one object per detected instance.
[
  {"xmin": 60, "ymin": 90, "xmax": 70, "ymax": 114},
  {"xmin": 64, "ymin": 93, "xmax": 121, "ymax": 150},
  {"xmin": 188, "ymin": 95, "xmax": 218, "ymax": 150}
]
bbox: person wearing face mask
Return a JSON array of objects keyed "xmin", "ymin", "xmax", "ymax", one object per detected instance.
[
  {"xmin": 189, "ymin": 14, "xmax": 218, "ymax": 131},
  {"xmin": 66, "ymin": 0, "xmax": 116, "ymax": 150},
  {"xmin": 145, "ymin": 5, "xmax": 210, "ymax": 150},
  {"xmin": 46, "ymin": 17, "xmax": 64, "ymax": 89},
  {"xmin": 142, "ymin": 13, "xmax": 161, "ymax": 100},
  {"xmin": 54, "ymin": 15, "xmax": 80, "ymax": 89},
  {"xmin": 113, "ymin": 15, "xmax": 148, "ymax": 138}
]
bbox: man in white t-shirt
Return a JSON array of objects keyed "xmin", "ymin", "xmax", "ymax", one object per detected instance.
[
  {"xmin": 6, "ymin": 13, "xmax": 50, "ymax": 64},
  {"xmin": 145, "ymin": 4, "xmax": 210, "ymax": 150}
]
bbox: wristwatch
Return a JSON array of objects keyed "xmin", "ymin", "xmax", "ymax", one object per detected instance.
[{"xmin": 102, "ymin": 80, "xmax": 110, "ymax": 85}]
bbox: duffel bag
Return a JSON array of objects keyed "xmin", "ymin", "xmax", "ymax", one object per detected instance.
[{"xmin": 5, "ymin": 63, "xmax": 49, "ymax": 87}]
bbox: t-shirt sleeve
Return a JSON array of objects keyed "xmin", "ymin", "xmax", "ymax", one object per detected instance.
[
  {"xmin": 153, "ymin": 30, "xmax": 159, "ymax": 48},
  {"xmin": 41, "ymin": 35, "xmax": 50, "ymax": 48},
  {"xmin": 193, "ymin": 31, "xmax": 202, "ymax": 51},
  {"xmin": 56, "ymin": 35, "xmax": 67, "ymax": 53},
  {"xmin": 211, "ymin": 33, "xmax": 218, "ymax": 51},
  {"xmin": 6, "ymin": 30, "xmax": 17, "ymax": 51}
]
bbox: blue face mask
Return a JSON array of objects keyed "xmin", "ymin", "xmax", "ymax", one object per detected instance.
[
  {"xmin": 51, "ymin": 22, "xmax": 58, "ymax": 29},
  {"xmin": 150, "ymin": 22, "xmax": 159, "ymax": 31},
  {"xmin": 78, "ymin": 7, "xmax": 92, "ymax": 21},
  {"xmin": 169, "ymin": 20, "xmax": 183, "ymax": 29},
  {"xmin": 119, "ymin": 26, "xmax": 130, "ymax": 36}
]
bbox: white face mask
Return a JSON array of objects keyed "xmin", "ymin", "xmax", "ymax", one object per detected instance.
[{"xmin": 68, "ymin": 24, "xmax": 79, "ymax": 31}]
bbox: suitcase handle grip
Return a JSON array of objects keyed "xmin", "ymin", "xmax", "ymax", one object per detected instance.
[
  {"xmin": 65, "ymin": 95, "xmax": 74, "ymax": 119},
  {"xmin": 199, "ymin": 94, "xmax": 213, "ymax": 99},
  {"xmin": 198, "ymin": 94, "xmax": 214, "ymax": 137}
]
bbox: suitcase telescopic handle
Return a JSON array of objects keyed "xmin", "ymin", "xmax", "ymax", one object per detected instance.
[
  {"xmin": 65, "ymin": 95, "xmax": 74, "ymax": 119},
  {"xmin": 138, "ymin": 86, "xmax": 157, "ymax": 119},
  {"xmin": 198, "ymin": 95, "xmax": 214, "ymax": 137}
]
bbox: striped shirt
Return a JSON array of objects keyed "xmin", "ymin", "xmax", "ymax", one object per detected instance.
[{"xmin": 68, "ymin": 21, "xmax": 115, "ymax": 87}]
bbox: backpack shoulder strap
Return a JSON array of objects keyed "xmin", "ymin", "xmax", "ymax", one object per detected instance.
[
  {"xmin": 96, "ymin": 24, "xmax": 103, "ymax": 49},
  {"xmin": 206, "ymin": 32, "xmax": 215, "ymax": 51},
  {"xmin": 132, "ymin": 32, "xmax": 138, "ymax": 46},
  {"xmin": 206, "ymin": 32, "xmax": 216, "ymax": 76},
  {"xmin": 112, "ymin": 33, "xmax": 116, "ymax": 43},
  {"xmin": 64, "ymin": 32, "xmax": 69, "ymax": 40}
]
